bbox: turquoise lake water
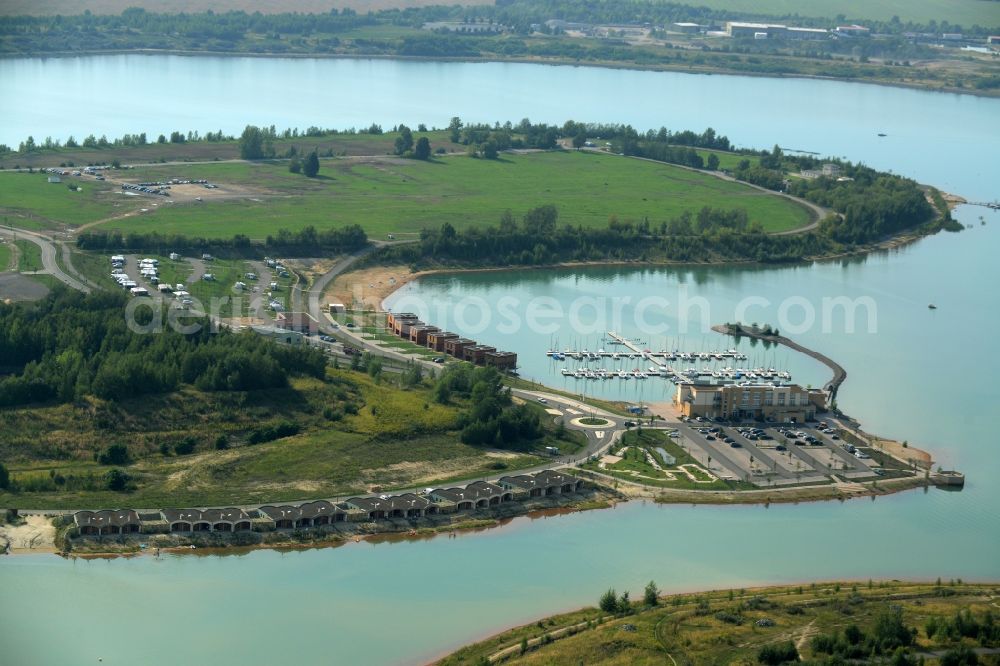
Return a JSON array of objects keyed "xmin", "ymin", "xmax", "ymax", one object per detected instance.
[{"xmin": 1, "ymin": 56, "xmax": 999, "ymax": 666}]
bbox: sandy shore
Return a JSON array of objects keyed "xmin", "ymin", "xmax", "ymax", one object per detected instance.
[
  {"xmin": 0, "ymin": 515, "xmax": 57, "ymax": 554},
  {"xmin": 322, "ymin": 263, "xmax": 431, "ymax": 311}
]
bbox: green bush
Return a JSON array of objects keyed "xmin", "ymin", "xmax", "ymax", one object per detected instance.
[{"xmin": 757, "ymin": 640, "xmax": 799, "ymax": 665}]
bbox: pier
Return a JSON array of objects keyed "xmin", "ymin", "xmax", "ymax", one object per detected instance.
[{"xmin": 547, "ymin": 331, "xmax": 792, "ymax": 384}]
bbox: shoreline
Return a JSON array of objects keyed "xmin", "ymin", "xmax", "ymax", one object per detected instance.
[
  {"xmin": 373, "ymin": 224, "xmax": 957, "ymax": 311},
  {"xmin": 3, "ymin": 49, "xmax": 998, "ymax": 101},
  {"xmin": 42, "ymin": 490, "xmax": 621, "ymax": 560},
  {"xmin": 8, "ymin": 466, "xmax": 944, "ymax": 559},
  {"xmin": 436, "ymin": 580, "xmax": 1000, "ymax": 665}
]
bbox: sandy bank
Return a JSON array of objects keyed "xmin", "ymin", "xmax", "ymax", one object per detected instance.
[{"xmin": 0, "ymin": 515, "xmax": 57, "ymax": 554}]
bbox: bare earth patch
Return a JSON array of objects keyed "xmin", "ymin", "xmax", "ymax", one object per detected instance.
[
  {"xmin": 0, "ymin": 515, "xmax": 57, "ymax": 554},
  {"xmin": 323, "ymin": 263, "xmax": 423, "ymax": 311}
]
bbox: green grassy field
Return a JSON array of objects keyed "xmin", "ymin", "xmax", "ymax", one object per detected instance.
[
  {"xmin": 97, "ymin": 151, "xmax": 811, "ymax": 238},
  {"xmin": 441, "ymin": 581, "xmax": 1000, "ymax": 666},
  {"xmin": 688, "ymin": 0, "xmax": 1000, "ymax": 26},
  {"xmin": 0, "ymin": 370, "xmax": 550, "ymax": 509},
  {"xmin": 14, "ymin": 239, "xmax": 42, "ymax": 272},
  {"xmin": 0, "ymin": 242, "xmax": 12, "ymax": 271},
  {"xmin": 0, "ymin": 171, "xmax": 141, "ymax": 229}
]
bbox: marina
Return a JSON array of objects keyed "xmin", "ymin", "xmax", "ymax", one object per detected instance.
[{"xmin": 548, "ymin": 331, "xmax": 793, "ymax": 384}]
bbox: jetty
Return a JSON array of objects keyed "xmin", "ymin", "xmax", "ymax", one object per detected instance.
[
  {"xmin": 547, "ymin": 331, "xmax": 792, "ymax": 384},
  {"xmin": 712, "ymin": 323, "xmax": 846, "ymax": 398}
]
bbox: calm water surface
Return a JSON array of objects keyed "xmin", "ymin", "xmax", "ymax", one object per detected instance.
[{"xmin": 1, "ymin": 56, "xmax": 999, "ymax": 666}]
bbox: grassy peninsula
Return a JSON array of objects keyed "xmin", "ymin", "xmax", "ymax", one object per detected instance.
[{"xmin": 440, "ymin": 580, "xmax": 1000, "ymax": 665}]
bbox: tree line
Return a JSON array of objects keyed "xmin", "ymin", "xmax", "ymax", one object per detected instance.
[
  {"xmin": 0, "ymin": 288, "xmax": 327, "ymax": 408},
  {"xmin": 76, "ymin": 224, "xmax": 368, "ymax": 257},
  {"xmin": 364, "ymin": 204, "xmax": 832, "ymax": 268}
]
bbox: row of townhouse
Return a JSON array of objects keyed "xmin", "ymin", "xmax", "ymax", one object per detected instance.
[
  {"xmin": 384, "ymin": 312, "xmax": 517, "ymax": 371},
  {"xmin": 72, "ymin": 470, "xmax": 583, "ymax": 536}
]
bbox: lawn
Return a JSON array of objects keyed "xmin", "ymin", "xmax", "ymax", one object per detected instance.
[
  {"xmin": 0, "ymin": 241, "xmax": 13, "ymax": 271},
  {"xmin": 97, "ymin": 150, "xmax": 812, "ymax": 239},
  {"xmin": 0, "ymin": 171, "xmax": 140, "ymax": 229},
  {"xmin": 15, "ymin": 239, "xmax": 42, "ymax": 272}
]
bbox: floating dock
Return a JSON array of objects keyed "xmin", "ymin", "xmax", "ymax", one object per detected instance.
[{"xmin": 547, "ymin": 332, "xmax": 792, "ymax": 385}]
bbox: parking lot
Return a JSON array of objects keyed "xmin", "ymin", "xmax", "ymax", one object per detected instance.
[{"xmin": 668, "ymin": 419, "xmax": 880, "ymax": 487}]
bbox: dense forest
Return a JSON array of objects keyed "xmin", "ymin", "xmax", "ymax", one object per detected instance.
[
  {"xmin": 0, "ymin": 289, "xmax": 327, "ymax": 407},
  {"xmin": 76, "ymin": 223, "xmax": 369, "ymax": 257}
]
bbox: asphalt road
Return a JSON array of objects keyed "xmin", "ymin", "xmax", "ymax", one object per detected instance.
[{"xmin": 0, "ymin": 226, "xmax": 91, "ymax": 292}]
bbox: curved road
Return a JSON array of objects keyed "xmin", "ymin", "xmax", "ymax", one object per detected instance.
[{"xmin": 0, "ymin": 226, "xmax": 91, "ymax": 293}]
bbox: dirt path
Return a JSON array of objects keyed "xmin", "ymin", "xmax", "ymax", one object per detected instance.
[
  {"xmin": 186, "ymin": 256, "xmax": 207, "ymax": 283},
  {"xmin": 0, "ymin": 515, "xmax": 57, "ymax": 554}
]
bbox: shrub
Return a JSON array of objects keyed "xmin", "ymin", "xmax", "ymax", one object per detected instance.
[
  {"xmin": 174, "ymin": 437, "xmax": 197, "ymax": 455},
  {"xmin": 599, "ymin": 588, "xmax": 619, "ymax": 613},
  {"xmin": 105, "ymin": 468, "xmax": 132, "ymax": 492},
  {"xmin": 97, "ymin": 443, "xmax": 130, "ymax": 466},
  {"xmin": 758, "ymin": 641, "xmax": 799, "ymax": 665}
]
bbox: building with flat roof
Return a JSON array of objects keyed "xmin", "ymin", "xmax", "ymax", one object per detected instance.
[
  {"xmin": 835, "ymin": 24, "xmax": 870, "ymax": 36},
  {"xmin": 726, "ymin": 21, "xmax": 786, "ymax": 38},
  {"xmin": 484, "ymin": 350, "xmax": 518, "ymax": 371},
  {"xmin": 408, "ymin": 324, "xmax": 440, "ymax": 346},
  {"xmin": 251, "ymin": 325, "xmax": 304, "ymax": 346},
  {"xmin": 444, "ymin": 337, "xmax": 475, "ymax": 357},
  {"xmin": 464, "ymin": 345, "xmax": 496, "ymax": 364},
  {"xmin": 675, "ymin": 382, "xmax": 827, "ymax": 422},
  {"xmin": 671, "ymin": 22, "xmax": 702, "ymax": 33},
  {"xmin": 787, "ymin": 27, "xmax": 828, "ymax": 39},
  {"xmin": 426, "ymin": 331, "xmax": 459, "ymax": 352},
  {"xmin": 391, "ymin": 314, "xmax": 422, "ymax": 337},
  {"xmin": 276, "ymin": 311, "xmax": 319, "ymax": 335}
]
